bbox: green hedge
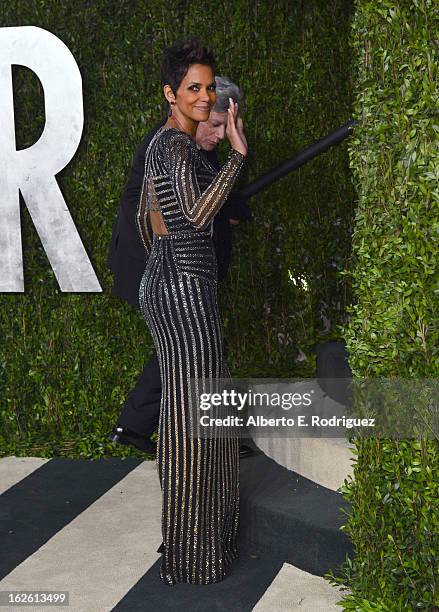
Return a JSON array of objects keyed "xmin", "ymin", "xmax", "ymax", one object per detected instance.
[
  {"xmin": 326, "ymin": 1, "xmax": 439, "ymax": 609},
  {"xmin": 0, "ymin": 0, "xmax": 354, "ymax": 457}
]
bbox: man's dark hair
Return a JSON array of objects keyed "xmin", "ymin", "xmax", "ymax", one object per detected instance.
[{"xmin": 160, "ymin": 37, "xmax": 216, "ymax": 94}]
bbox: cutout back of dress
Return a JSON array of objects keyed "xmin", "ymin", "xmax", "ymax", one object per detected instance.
[{"xmin": 144, "ymin": 176, "xmax": 169, "ymax": 236}]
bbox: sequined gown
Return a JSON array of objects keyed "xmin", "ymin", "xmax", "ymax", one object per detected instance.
[{"xmin": 136, "ymin": 126, "xmax": 245, "ymax": 585}]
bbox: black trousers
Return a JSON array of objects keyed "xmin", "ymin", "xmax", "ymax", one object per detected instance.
[{"xmin": 116, "ymin": 350, "xmax": 161, "ymax": 438}]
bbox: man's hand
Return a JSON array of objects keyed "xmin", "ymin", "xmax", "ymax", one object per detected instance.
[{"xmin": 229, "ymin": 218, "xmax": 240, "ymax": 225}]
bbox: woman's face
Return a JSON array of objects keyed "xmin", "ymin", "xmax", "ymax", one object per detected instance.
[{"xmin": 171, "ymin": 63, "xmax": 217, "ymax": 124}]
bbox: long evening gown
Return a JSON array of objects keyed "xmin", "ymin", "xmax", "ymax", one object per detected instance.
[{"xmin": 136, "ymin": 125, "xmax": 245, "ymax": 585}]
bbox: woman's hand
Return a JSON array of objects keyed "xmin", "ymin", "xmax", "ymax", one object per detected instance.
[{"xmin": 226, "ymin": 98, "xmax": 248, "ymax": 157}]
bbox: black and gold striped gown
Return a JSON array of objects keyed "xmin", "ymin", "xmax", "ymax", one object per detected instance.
[{"xmin": 136, "ymin": 126, "xmax": 245, "ymax": 585}]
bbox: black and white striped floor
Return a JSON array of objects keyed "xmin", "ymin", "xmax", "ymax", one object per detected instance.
[{"xmin": 0, "ymin": 454, "xmax": 351, "ymax": 611}]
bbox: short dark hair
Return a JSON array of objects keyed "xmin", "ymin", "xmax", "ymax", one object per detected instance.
[{"xmin": 160, "ymin": 37, "xmax": 216, "ymax": 94}]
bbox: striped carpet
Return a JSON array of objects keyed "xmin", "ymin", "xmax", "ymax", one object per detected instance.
[{"xmin": 0, "ymin": 456, "xmax": 348, "ymax": 612}]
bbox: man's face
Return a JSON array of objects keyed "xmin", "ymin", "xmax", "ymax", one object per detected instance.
[{"xmin": 195, "ymin": 110, "xmax": 228, "ymax": 151}]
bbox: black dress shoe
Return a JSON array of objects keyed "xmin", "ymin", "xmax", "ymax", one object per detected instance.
[
  {"xmin": 239, "ymin": 444, "xmax": 254, "ymax": 458},
  {"xmin": 109, "ymin": 425, "xmax": 157, "ymax": 455}
]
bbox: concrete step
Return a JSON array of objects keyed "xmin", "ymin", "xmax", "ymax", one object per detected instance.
[
  {"xmin": 248, "ymin": 380, "xmax": 355, "ymax": 491},
  {"xmin": 239, "ymin": 449, "xmax": 354, "ymax": 577}
]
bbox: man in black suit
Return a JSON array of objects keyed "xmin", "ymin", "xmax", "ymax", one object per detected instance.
[{"xmin": 107, "ymin": 76, "xmax": 253, "ymax": 456}]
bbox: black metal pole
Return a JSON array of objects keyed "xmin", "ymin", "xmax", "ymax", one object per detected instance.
[{"xmin": 238, "ymin": 120, "xmax": 357, "ymax": 200}]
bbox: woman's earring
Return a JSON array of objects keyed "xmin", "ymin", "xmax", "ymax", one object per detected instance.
[{"xmin": 168, "ymin": 100, "xmax": 175, "ymax": 117}]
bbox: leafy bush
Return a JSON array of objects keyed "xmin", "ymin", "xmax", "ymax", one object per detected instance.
[{"xmin": 325, "ymin": 1, "xmax": 439, "ymax": 609}]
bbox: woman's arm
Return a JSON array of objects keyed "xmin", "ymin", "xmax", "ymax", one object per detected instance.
[{"xmin": 166, "ymin": 130, "xmax": 245, "ymax": 230}]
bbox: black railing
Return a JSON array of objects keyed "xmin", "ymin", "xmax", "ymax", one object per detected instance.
[{"xmin": 238, "ymin": 120, "xmax": 357, "ymax": 199}]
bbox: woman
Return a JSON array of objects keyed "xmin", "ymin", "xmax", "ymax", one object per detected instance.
[{"xmin": 136, "ymin": 38, "xmax": 247, "ymax": 585}]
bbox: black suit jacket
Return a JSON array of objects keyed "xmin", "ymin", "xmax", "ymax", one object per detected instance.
[{"xmin": 107, "ymin": 120, "xmax": 251, "ymax": 308}]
